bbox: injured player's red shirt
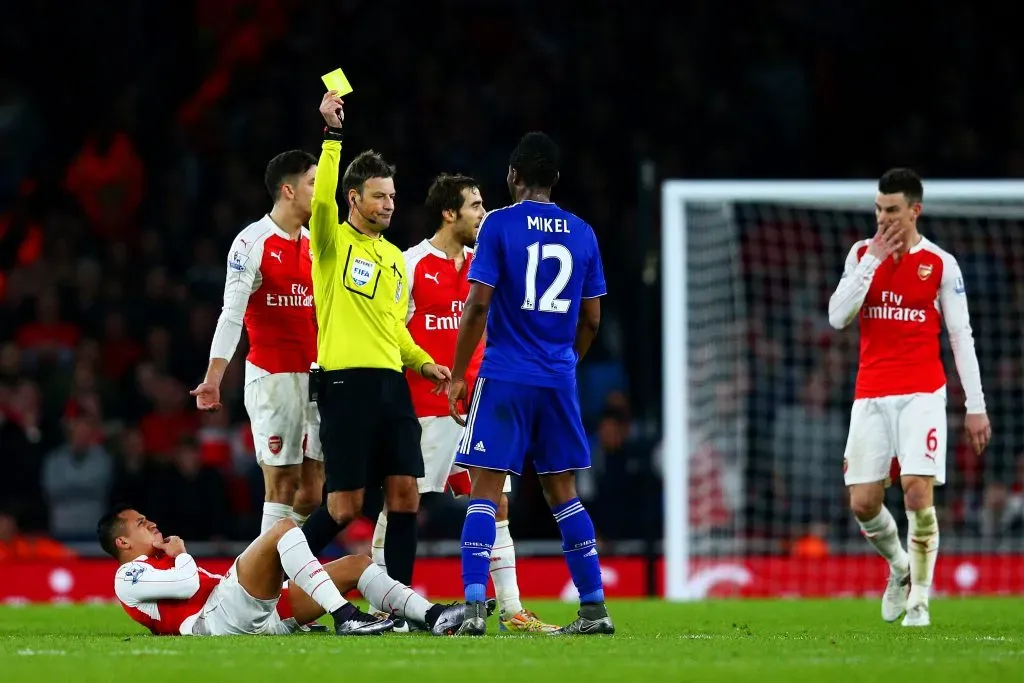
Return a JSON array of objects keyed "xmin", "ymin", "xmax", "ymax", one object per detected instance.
[{"xmin": 114, "ymin": 553, "xmax": 293, "ymax": 635}]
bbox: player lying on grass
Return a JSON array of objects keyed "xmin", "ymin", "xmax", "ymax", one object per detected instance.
[{"xmin": 98, "ymin": 505, "xmax": 468, "ymax": 636}]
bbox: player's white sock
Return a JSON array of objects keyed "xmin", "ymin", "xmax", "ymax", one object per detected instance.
[
  {"xmin": 277, "ymin": 526, "xmax": 347, "ymax": 614},
  {"xmin": 490, "ymin": 520, "xmax": 523, "ymax": 615},
  {"xmin": 907, "ymin": 506, "xmax": 939, "ymax": 606},
  {"xmin": 364, "ymin": 511, "xmax": 389, "ymax": 614},
  {"xmin": 371, "ymin": 511, "xmax": 387, "ymax": 568},
  {"xmin": 357, "ymin": 563, "xmax": 430, "ymax": 624},
  {"xmin": 291, "ymin": 511, "xmax": 309, "ymax": 526},
  {"xmin": 857, "ymin": 506, "xmax": 909, "ymax": 574},
  {"xmin": 262, "ymin": 502, "xmax": 294, "ymax": 536}
]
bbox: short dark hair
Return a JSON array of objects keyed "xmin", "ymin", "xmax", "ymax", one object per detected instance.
[
  {"xmin": 510, "ymin": 132, "xmax": 560, "ymax": 188},
  {"xmin": 97, "ymin": 504, "xmax": 134, "ymax": 559},
  {"xmin": 425, "ymin": 173, "xmax": 479, "ymax": 227},
  {"xmin": 342, "ymin": 150, "xmax": 396, "ymax": 196},
  {"xmin": 878, "ymin": 167, "xmax": 924, "ymax": 205},
  {"xmin": 264, "ymin": 150, "xmax": 317, "ymax": 201}
]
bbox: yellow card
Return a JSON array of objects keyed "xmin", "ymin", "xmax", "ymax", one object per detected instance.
[{"xmin": 321, "ymin": 68, "xmax": 353, "ymax": 97}]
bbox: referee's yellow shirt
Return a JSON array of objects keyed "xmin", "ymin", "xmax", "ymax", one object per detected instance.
[{"xmin": 310, "ymin": 140, "xmax": 433, "ymax": 373}]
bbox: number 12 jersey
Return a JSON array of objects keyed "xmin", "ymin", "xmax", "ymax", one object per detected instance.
[{"xmin": 467, "ymin": 200, "xmax": 606, "ymax": 388}]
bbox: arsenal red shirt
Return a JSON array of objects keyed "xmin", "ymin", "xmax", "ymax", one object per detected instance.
[
  {"xmin": 828, "ymin": 236, "xmax": 985, "ymax": 412},
  {"xmin": 403, "ymin": 239, "xmax": 484, "ymax": 417},
  {"xmin": 114, "ymin": 552, "xmax": 294, "ymax": 636},
  {"xmin": 115, "ymin": 553, "xmax": 221, "ymax": 636},
  {"xmin": 209, "ymin": 216, "xmax": 317, "ymax": 383}
]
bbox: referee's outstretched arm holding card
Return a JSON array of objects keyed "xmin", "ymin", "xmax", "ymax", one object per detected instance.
[{"xmin": 301, "ymin": 90, "xmax": 451, "ymax": 589}]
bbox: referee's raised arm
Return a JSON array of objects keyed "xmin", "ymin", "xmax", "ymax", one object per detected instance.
[
  {"xmin": 300, "ymin": 92, "xmax": 450, "ymax": 592},
  {"xmin": 309, "ymin": 91, "xmax": 344, "ymax": 259}
]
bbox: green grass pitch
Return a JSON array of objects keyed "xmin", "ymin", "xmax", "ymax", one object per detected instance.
[{"xmin": 2, "ymin": 599, "xmax": 1022, "ymax": 682}]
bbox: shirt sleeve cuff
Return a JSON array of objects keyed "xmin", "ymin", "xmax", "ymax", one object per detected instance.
[
  {"xmin": 411, "ymin": 350, "xmax": 434, "ymax": 373},
  {"xmin": 857, "ymin": 253, "xmax": 881, "ymax": 271}
]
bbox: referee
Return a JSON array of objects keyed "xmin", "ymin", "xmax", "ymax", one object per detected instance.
[{"xmin": 301, "ymin": 91, "xmax": 451, "ymax": 589}]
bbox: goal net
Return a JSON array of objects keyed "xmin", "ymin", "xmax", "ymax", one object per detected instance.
[{"xmin": 661, "ymin": 180, "xmax": 1024, "ymax": 601}]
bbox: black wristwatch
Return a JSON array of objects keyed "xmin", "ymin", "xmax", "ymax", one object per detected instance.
[{"xmin": 323, "ymin": 125, "xmax": 343, "ymax": 142}]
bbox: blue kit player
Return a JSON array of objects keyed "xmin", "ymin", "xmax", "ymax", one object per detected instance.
[{"xmin": 446, "ymin": 132, "xmax": 613, "ymax": 636}]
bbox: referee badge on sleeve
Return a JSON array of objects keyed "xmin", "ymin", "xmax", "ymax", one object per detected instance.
[{"xmin": 395, "ymin": 280, "xmax": 403, "ymax": 303}]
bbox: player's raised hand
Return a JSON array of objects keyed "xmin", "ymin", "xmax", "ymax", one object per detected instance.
[
  {"xmin": 866, "ymin": 221, "xmax": 903, "ymax": 261},
  {"xmin": 319, "ymin": 91, "xmax": 345, "ymax": 128},
  {"xmin": 448, "ymin": 378, "xmax": 468, "ymax": 426},
  {"xmin": 154, "ymin": 535, "xmax": 187, "ymax": 558},
  {"xmin": 964, "ymin": 412, "xmax": 991, "ymax": 454},
  {"xmin": 190, "ymin": 382, "xmax": 222, "ymax": 412}
]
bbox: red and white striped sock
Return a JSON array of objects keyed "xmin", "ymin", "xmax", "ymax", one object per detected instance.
[
  {"xmin": 277, "ymin": 527, "xmax": 347, "ymax": 614},
  {"xmin": 857, "ymin": 506, "xmax": 909, "ymax": 574},
  {"xmin": 262, "ymin": 502, "xmax": 293, "ymax": 536},
  {"xmin": 907, "ymin": 506, "xmax": 939, "ymax": 606},
  {"xmin": 489, "ymin": 520, "xmax": 523, "ymax": 615},
  {"xmin": 371, "ymin": 510, "xmax": 388, "ymax": 568},
  {"xmin": 357, "ymin": 563, "xmax": 430, "ymax": 624}
]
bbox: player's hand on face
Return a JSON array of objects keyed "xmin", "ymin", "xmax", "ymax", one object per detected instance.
[
  {"xmin": 190, "ymin": 382, "xmax": 222, "ymax": 412},
  {"xmin": 448, "ymin": 378, "xmax": 468, "ymax": 426},
  {"xmin": 154, "ymin": 535, "xmax": 186, "ymax": 558},
  {"xmin": 964, "ymin": 412, "xmax": 991, "ymax": 454},
  {"xmin": 866, "ymin": 220, "xmax": 903, "ymax": 261},
  {"xmin": 319, "ymin": 91, "xmax": 344, "ymax": 128}
]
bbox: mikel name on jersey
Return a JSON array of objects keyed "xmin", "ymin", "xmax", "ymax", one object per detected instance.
[{"xmin": 527, "ymin": 216, "xmax": 570, "ymax": 233}]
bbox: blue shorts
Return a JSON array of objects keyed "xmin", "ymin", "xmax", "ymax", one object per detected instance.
[{"xmin": 454, "ymin": 377, "xmax": 591, "ymax": 476}]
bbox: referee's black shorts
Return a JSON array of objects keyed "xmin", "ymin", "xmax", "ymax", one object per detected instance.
[{"xmin": 316, "ymin": 368, "xmax": 424, "ymax": 493}]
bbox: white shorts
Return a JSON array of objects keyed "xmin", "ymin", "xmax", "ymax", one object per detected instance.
[
  {"xmin": 191, "ymin": 561, "xmax": 297, "ymax": 636},
  {"xmin": 244, "ymin": 373, "xmax": 322, "ymax": 467},
  {"xmin": 843, "ymin": 387, "xmax": 947, "ymax": 487},
  {"xmin": 419, "ymin": 416, "xmax": 512, "ymax": 495}
]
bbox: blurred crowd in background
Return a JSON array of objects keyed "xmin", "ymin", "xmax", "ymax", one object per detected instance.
[{"xmin": 2, "ymin": 0, "xmax": 1024, "ymax": 559}]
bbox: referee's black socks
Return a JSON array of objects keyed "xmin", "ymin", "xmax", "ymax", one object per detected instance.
[
  {"xmin": 384, "ymin": 511, "xmax": 418, "ymax": 585},
  {"xmin": 301, "ymin": 507, "xmax": 346, "ymax": 555}
]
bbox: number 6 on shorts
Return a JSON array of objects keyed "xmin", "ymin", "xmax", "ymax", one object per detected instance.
[{"xmin": 897, "ymin": 391, "xmax": 947, "ymax": 485}]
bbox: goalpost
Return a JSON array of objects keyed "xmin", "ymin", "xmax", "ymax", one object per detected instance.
[{"xmin": 661, "ymin": 179, "xmax": 1024, "ymax": 601}]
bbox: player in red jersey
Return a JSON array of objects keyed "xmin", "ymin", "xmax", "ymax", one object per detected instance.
[
  {"xmin": 98, "ymin": 505, "xmax": 470, "ymax": 636},
  {"xmin": 191, "ymin": 151, "xmax": 324, "ymax": 536},
  {"xmin": 828, "ymin": 168, "xmax": 991, "ymax": 627},
  {"xmin": 367, "ymin": 174, "xmax": 556, "ymax": 633}
]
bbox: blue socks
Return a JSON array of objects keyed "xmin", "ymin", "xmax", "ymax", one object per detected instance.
[
  {"xmin": 461, "ymin": 496, "xmax": 604, "ymax": 606},
  {"xmin": 460, "ymin": 499, "xmax": 497, "ymax": 603},
  {"xmin": 553, "ymin": 498, "xmax": 605, "ymax": 604}
]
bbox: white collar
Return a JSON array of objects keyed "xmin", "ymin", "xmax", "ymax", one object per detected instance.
[{"xmin": 423, "ymin": 238, "xmax": 471, "ymax": 260}]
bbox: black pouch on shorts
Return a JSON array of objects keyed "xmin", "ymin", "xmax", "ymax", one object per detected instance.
[{"xmin": 309, "ymin": 364, "xmax": 324, "ymax": 403}]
